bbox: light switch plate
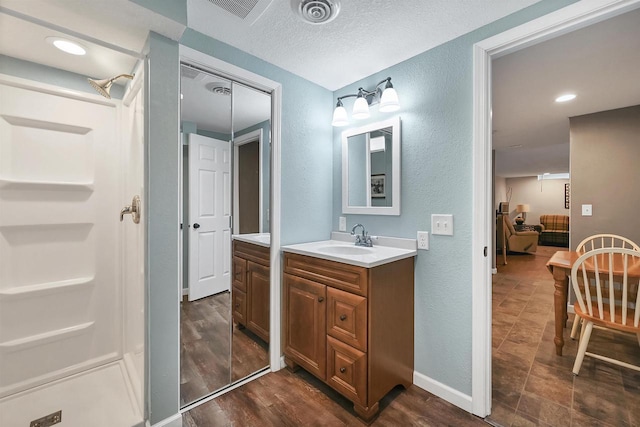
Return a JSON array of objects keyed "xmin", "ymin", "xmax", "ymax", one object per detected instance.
[
  {"xmin": 417, "ymin": 231, "xmax": 429, "ymax": 250},
  {"xmin": 339, "ymin": 216, "xmax": 347, "ymax": 231},
  {"xmin": 432, "ymin": 214, "xmax": 454, "ymax": 236},
  {"xmin": 581, "ymin": 204, "xmax": 593, "ymax": 216}
]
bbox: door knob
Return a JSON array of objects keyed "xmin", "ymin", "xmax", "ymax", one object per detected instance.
[
  {"xmin": 120, "ymin": 195, "xmax": 141, "ymax": 224},
  {"xmin": 193, "ymin": 223, "xmax": 200, "ymax": 229}
]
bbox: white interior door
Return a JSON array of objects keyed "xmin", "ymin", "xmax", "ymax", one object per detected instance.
[{"xmin": 188, "ymin": 133, "xmax": 231, "ymax": 301}]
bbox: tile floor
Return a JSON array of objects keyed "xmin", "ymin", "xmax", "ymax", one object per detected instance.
[{"xmin": 488, "ymin": 246, "xmax": 640, "ymax": 427}]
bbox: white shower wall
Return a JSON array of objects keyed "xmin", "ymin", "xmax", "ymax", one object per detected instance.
[{"xmin": 0, "ymin": 74, "xmax": 144, "ymax": 426}]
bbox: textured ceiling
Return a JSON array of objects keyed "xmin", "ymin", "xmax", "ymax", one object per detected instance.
[
  {"xmin": 493, "ymin": 8, "xmax": 640, "ymax": 177},
  {"xmin": 187, "ymin": 0, "xmax": 541, "ymax": 90}
]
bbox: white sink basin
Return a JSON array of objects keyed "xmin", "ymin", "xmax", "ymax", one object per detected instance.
[
  {"xmin": 282, "ymin": 236, "xmax": 417, "ymax": 268},
  {"xmin": 316, "ymin": 245, "xmax": 373, "ymax": 255}
]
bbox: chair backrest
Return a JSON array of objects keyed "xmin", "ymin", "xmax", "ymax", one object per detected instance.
[
  {"xmin": 539, "ymin": 215, "xmax": 569, "ymax": 231},
  {"xmin": 504, "ymin": 217, "xmax": 515, "ymax": 237},
  {"xmin": 571, "ymin": 247, "xmax": 640, "ymax": 328},
  {"xmin": 576, "ymin": 233, "xmax": 640, "ymax": 254}
]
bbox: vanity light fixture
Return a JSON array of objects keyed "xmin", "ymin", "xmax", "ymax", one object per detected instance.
[
  {"xmin": 46, "ymin": 37, "xmax": 86, "ymax": 56},
  {"xmin": 332, "ymin": 77, "xmax": 400, "ymax": 127}
]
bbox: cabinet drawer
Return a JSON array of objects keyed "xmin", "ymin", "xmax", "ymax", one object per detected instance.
[
  {"xmin": 232, "ymin": 288, "xmax": 246, "ymax": 325},
  {"xmin": 233, "ymin": 240, "xmax": 270, "ymax": 266},
  {"xmin": 284, "ymin": 253, "xmax": 368, "ymax": 297},
  {"xmin": 327, "ymin": 336, "xmax": 367, "ymax": 407},
  {"xmin": 233, "ymin": 256, "xmax": 247, "ymax": 291},
  {"xmin": 327, "ymin": 287, "xmax": 367, "ymax": 352}
]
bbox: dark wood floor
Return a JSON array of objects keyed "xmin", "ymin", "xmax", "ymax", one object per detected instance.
[
  {"xmin": 183, "ymin": 368, "xmax": 486, "ymax": 426},
  {"xmin": 181, "ymin": 292, "xmax": 269, "ymax": 406},
  {"xmin": 489, "ymin": 246, "xmax": 640, "ymax": 426}
]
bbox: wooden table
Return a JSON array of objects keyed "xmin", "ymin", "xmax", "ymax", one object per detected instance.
[{"xmin": 546, "ymin": 250, "xmax": 640, "ymax": 356}]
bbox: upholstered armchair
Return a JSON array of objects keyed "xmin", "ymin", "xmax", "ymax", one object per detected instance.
[{"xmin": 502, "ymin": 219, "xmax": 539, "ymax": 253}]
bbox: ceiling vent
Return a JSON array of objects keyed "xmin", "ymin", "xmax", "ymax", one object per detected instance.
[
  {"xmin": 294, "ymin": 0, "xmax": 340, "ymax": 25},
  {"xmin": 205, "ymin": 82, "xmax": 231, "ymax": 96},
  {"xmin": 206, "ymin": 0, "xmax": 273, "ymax": 24}
]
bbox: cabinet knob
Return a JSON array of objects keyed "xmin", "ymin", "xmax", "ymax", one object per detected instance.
[
  {"xmin": 318, "ymin": 296, "xmax": 324, "ymax": 302},
  {"xmin": 339, "ymin": 314, "xmax": 347, "ymax": 321},
  {"xmin": 340, "ymin": 367, "xmax": 346, "ymax": 373},
  {"xmin": 235, "ymin": 303, "xmax": 240, "ymax": 308}
]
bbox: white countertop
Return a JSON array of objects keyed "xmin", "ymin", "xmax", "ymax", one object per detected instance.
[
  {"xmin": 232, "ymin": 233, "xmax": 270, "ymax": 248},
  {"xmin": 281, "ymin": 232, "xmax": 416, "ymax": 268}
]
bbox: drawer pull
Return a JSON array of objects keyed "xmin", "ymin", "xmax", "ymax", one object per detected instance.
[
  {"xmin": 339, "ymin": 314, "xmax": 347, "ymax": 321},
  {"xmin": 340, "ymin": 367, "xmax": 346, "ymax": 373},
  {"xmin": 318, "ymin": 296, "xmax": 324, "ymax": 302}
]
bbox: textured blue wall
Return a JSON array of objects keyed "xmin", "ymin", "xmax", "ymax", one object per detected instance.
[
  {"xmin": 180, "ymin": 29, "xmax": 334, "ymax": 245},
  {"xmin": 331, "ymin": 0, "xmax": 578, "ymax": 395}
]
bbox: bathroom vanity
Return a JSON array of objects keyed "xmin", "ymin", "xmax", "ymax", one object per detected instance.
[
  {"xmin": 232, "ymin": 235, "xmax": 270, "ymax": 343},
  {"xmin": 282, "ymin": 235, "xmax": 415, "ymax": 421}
]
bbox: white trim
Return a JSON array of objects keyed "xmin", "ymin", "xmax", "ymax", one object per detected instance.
[
  {"xmin": 178, "ymin": 45, "xmax": 284, "ymax": 380},
  {"xmin": 179, "ymin": 368, "xmax": 271, "ymax": 414},
  {"xmin": 472, "ymin": 0, "xmax": 640, "ymax": 418},
  {"xmin": 149, "ymin": 412, "xmax": 182, "ymax": 427},
  {"xmin": 413, "ymin": 371, "xmax": 473, "ymax": 414},
  {"xmin": 233, "ymin": 129, "xmax": 264, "ymax": 233},
  {"xmin": 0, "ymin": 73, "xmax": 116, "ymax": 107}
]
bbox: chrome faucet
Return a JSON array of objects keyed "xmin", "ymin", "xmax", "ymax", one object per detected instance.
[{"xmin": 351, "ymin": 223, "xmax": 373, "ymax": 247}]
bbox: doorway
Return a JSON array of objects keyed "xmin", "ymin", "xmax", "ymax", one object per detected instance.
[{"xmin": 472, "ymin": 0, "xmax": 640, "ymax": 417}]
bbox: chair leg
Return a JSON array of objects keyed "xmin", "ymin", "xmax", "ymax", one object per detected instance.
[
  {"xmin": 570, "ymin": 314, "xmax": 581, "ymax": 340},
  {"xmin": 573, "ymin": 321, "xmax": 593, "ymax": 375}
]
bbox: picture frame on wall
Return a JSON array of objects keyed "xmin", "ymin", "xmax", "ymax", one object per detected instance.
[{"xmin": 371, "ymin": 174, "xmax": 385, "ymax": 198}]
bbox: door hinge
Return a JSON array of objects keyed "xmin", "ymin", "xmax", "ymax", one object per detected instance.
[{"xmin": 483, "ymin": 246, "xmax": 488, "ymax": 257}]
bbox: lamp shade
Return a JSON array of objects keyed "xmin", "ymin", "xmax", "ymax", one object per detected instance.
[
  {"xmin": 516, "ymin": 204, "xmax": 530, "ymax": 213},
  {"xmin": 379, "ymin": 87, "xmax": 400, "ymax": 112},
  {"xmin": 331, "ymin": 105, "xmax": 349, "ymax": 127},
  {"xmin": 352, "ymin": 96, "xmax": 370, "ymax": 120}
]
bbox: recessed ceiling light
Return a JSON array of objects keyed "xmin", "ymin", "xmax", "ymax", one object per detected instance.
[
  {"xmin": 555, "ymin": 94, "xmax": 576, "ymax": 103},
  {"xmin": 46, "ymin": 37, "xmax": 86, "ymax": 56}
]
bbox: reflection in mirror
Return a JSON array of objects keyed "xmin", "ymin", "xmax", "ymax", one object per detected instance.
[
  {"xmin": 342, "ymin": 117, "xmax": 401, "ymax": 215},
  {"xmin": 179, "ymin": 64, "xmax": 271, "ymax": 407}
]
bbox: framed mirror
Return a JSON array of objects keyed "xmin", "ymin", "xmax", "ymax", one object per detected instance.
[
  {"xmin": 342, "ymin": 117, "xmax": 401, "ymax": 215},
  {"xmin": 179, "ymin": 64, "xmax": 271, "ymax": 407}
]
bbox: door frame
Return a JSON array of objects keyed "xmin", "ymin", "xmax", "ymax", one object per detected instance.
[
  {"xmin": 471, "ymin": 0, "xmax": 640, "ymax": 417},
  {"xmin": 233, "ymin": 128, "xmax": 264, "ymax": 233},
  {"xmin": 179, "ymin": 45, "xmax": 283, "ymax": 374}
]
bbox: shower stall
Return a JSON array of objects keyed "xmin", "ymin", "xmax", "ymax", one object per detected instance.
[{"xmin": 0, "ymin": 69, "xmax": 146, "ymax": 426}]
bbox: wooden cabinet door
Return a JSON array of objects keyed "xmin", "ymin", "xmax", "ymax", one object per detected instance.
[
  {"xmin": 246, "ymin": 261, "xmax": 270, "ymax": 343},
  {"xmin": 232, "ymin": 287, "xmax": 246, "ymax": 326},
  {"xmin": 284, "ymin": 273, "xmax": 327, "ymax": 380},
  {"xmin": 232, "ymin": 256, "xmax": 247, "ymax": 291}
]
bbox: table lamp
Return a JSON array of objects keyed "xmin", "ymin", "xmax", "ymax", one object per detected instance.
[{"xmin": 516, "ymin": 204, "xmax": 530, "ymax": 223}]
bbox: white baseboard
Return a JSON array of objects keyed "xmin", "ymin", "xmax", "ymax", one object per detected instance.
[
  {"xmin": 149, "ymin": 413, "xmax": 182, "ymax": 427},
  {"xmin": 491, "ymin": 268, "xmax": 497, "ymax": 274},
  {"xmin": 182, "ymin": 288, "xmax": 188, "ymax": 296},
  {"xmin": 413, "ymin": 371, "xmax": 473, "ymax": 413}
]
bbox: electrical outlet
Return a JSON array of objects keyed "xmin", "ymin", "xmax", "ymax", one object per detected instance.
[
  {"xmin": 417, "ymin": 231, "xmax": 429, "ymax": 250},
  {"xmin": 339, "ymin": 216, "xmax": 347, "ymax": 231},
  {"xmin": 431, "ymin": 214, "xmax": 454, "ymax": 236}
]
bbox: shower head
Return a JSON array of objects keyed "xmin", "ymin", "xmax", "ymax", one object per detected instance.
[{"xmin": 87, "ymin": 73, "xmax": 134, "ymax": 99}]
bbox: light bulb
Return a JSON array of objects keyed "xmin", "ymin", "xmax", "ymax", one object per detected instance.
[
  {"xmin": 379, "ymin": 87, "xmax": 400, "ymax": 112},
  {"xmin": 352, "ymin": 97, "xmax": 370, "ymax": 120},
  {"xmin": 332, "ymin": 105, "xmax": 349, "ymax": 127}
]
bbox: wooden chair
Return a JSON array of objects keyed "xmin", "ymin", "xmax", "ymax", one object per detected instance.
[
  {"xmin": 570, "ymin": 234, "xmax": 640, "ymax": 338},
  {"xmin": 571, "ymin": 247, "xmax": 640, "ymax": 375}
]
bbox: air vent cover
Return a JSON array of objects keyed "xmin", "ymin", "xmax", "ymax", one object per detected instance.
[
  {"xmin": 206, "ymin": 0, "xmax": 273, "ymax": 24},
  {"xmin": 295, "ymin": 0, "xmax": 340, "ymax": 25}
]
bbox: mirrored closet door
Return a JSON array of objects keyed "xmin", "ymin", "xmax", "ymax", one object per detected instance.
[{"xmin": 179, "ymin": 64, "xmax": 271, "ymax": 407}]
